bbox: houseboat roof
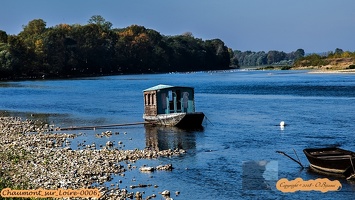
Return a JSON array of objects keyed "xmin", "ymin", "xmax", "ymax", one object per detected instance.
[{"xmin": 143, "ymin": 84, "xmax": 193, "ymax": 92}]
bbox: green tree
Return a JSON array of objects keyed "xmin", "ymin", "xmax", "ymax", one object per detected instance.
[
  {"xmin": 267, "ymin": 50, "xmax": 286, "ymax": 64},
  {"xmin": 0, "ymin": 30, "xmax": 8, "ymax": 43},
  {"xmin": 115, "ymin": 25, "xmax": 166, "ymax": 73},
  {"xmin": 18, "ymin": 19, "xmax": 48, "ymax": 77},
  {"xmin": 21, "ymin": 19, "xmax": 46, "ymax": 36},
  {"xmin": 88, "ymin": 15, "xmax": 113, "ymax": 31},
  {"xmin": 0, "ymin": 43, "xmax": 14, "ymax": 77},
  {"xmin": 294, "ymin": 49, "xmax": 305, "ymax": 60},
  {"xmin": 42, "ymin": 24, "xmax": 79, "ymax": 76},
  {"xmin": 334, "ymin": 48, "xmax": 344, "ymax": 55},
  {"xmin": 229, "ymin": 48, "xmax": 239, "ymax": 68},
  {"xmin": 72, "ymin": 22, "xmax": 116, "ymax": 74},
  {"xmin": 204, "ymin": 39, "xmax": 230, "ymax": 70},
  {"xmin": 7, "ymin": 35, "xmax": 26, "ymax": 76}
]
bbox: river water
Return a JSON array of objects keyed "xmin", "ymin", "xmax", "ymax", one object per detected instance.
[{"xmin": 1, "ymin": 70, "xmax": 355, "ymax": 199}]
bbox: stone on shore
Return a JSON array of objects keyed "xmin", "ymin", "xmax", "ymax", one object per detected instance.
[{"xmin": 140, "ymin": 166, "xmax": 155, "ymax": 172}]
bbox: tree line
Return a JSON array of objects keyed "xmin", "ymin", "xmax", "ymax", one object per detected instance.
[
  {"xmin": 0, "ymin": 16, "xmax": 232, "ymax": 79},
  {"xmin": 232, "ymin": 49, "xmax": 305, "ymax": 67}
]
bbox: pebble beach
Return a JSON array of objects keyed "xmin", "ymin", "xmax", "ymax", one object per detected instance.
[{"xmin": 0, "ymin": 117, "xmax": 184, "ymax": 199}]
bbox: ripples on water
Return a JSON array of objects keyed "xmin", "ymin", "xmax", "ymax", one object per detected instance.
[{"xmin": 1, "ymin": 70, "xmax": 355, "ymax": 199}]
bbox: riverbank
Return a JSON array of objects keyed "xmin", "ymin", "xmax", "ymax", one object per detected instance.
[
  {"xmin": 291, "ymin": 65, "xmax": 355, "ymax": 73},
  {"xmin": 0, "ymin": 117, "xmax": 184, "ymax": 199},
  {"xmin": 308, "ymin": 69, "xmax": 355, "ymax": 73}
]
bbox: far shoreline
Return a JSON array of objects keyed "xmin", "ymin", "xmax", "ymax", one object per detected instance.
[
  {"xmin": 307, "ymin": 69, "xmax": 355, "ymax": 74},
  {"xmin": 0, "ymin": 67, "xmax": 240, "ymax": 82}
]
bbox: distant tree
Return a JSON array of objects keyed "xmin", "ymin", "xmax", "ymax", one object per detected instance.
[
  {"xmin": 204, "ymin": 39, "xmax": 230, "ymax": 70},
  {"xmin": 88, "ymin": 15, "xmax": 113, "ymax": 31},
  {"xmin": 0, "ymin": 43, "xmax": 13, "ymax": 77},
  {"xmin": 334, "ymin": 48, "xmax": 344, "ymax": 55},
  {"xmin": 234, "ymin": 49, "xmax": 305, "ymax": 67},
  {"xmin": 19, "ymin": 19, "xmax": 47, "ymax": 53},
  {"xmin": 42, "ymin": 24, "xmax": 79, "ymax": 76},
  {"xmin": 182, "ymin": 32, "xmax": 193, "ymax": 37},
  {"xmin": 0, "ymin": 30, "xmax": 7, "ymax": 43},
  {"xmin": 7, "ymin": 35, "xmax": 27, "ymax": 76},
  {"xmin": 21, "ymin": 19, "xmax": 46, "ymax": 36},
  {"xmin": 294, "ymin": 49, "xmax": 305, "ymax": 60},
  {"xmin": 72, "ymin": 23, "xmax": 111, "ymax": 74},
  {"xmin": 267, "ymin": 50, "xmax": 286, "ymax": 64},
  {"xmin": 256, "ymin": 52, "xmax": 267, "ymax": 65},
  {"xmin": 17, "ymin": 19, "xmax": 48, "ymax": 77},
  {"xmin": 229, "ymin": 48, "xmax": 239, "ymax": 68}
]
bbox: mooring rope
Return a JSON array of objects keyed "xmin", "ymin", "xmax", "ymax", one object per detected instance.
[
  {"xmin": 276, "ymin": 150, "xmax": 304, "ymax": 169},
  {"xmin": 204, "ymin": 115, "xmax": 214, "ymax": 126}
]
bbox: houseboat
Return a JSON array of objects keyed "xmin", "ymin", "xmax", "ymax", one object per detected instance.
[{"xmin": 143, "ymin": 84, "xmax": 205, "ymax": 128}]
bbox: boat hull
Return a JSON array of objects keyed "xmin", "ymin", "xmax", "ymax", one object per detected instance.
[
  {"xmin": 143, "ymin": 112, "xmax": 205, "ymax": 128},
  {"xmin": 303, "ymin": 148, "xmax": 355, "ymax": 175}
]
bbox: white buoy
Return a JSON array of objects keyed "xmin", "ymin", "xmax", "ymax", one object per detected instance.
[
  {"xmin": 280, "ymin": 121, "xmax": 285, "ymax": 126},
  {"xmin": 279, "ymin": 121, "xmax": 285, "ymax": 131}
]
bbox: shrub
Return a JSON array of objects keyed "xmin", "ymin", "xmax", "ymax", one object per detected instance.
[
  {"xmin": 281, "ymin": 66, "xmax": 292, "ymax": 70},
  {"xmin": 263, "ymin": 66, "xmax": 275, "ymax": 70}
]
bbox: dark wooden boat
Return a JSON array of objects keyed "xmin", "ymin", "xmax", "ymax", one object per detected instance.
[{"xmin": 303, "ymin": 147, "xmax": 355, "ymax": 178}]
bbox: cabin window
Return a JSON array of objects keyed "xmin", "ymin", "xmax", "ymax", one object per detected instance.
[
  {"xmin": 144, "ymin": 93, "xmax": 156, "ymax": 106},
  {"xmin": 148, "ymin": 94, "xmax": 151, "ymax": 105},
  {"xmin": 152, "ymin": 93, "xmax": 156, "ymax": 105}
]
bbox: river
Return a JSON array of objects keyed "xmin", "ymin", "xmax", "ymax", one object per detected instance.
[{"xmin": 1, "ymin": 70, "xmax": 355, "ymax": 199}]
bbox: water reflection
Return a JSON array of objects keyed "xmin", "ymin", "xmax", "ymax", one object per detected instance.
[
  {"xmin": 0, "ymin": 83, "xmax": 23, "ymax": 88},
  {"xmin": 144, "ymin": 125, "xmax": 203, "ymax": 151}
]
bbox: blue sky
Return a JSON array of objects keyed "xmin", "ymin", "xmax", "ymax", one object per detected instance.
[{"xmin": 1, "ymin": 0, "xmax": 354, "ymax": 53}]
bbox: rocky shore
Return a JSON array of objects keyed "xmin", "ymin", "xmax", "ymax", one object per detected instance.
[{"xmin": 0, "ymin": 117, "xmax": 184, "ymax": 199}]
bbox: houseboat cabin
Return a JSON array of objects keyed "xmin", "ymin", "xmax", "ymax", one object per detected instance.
[{"xmin": 143, "ymin": 84, "xmax": 204, "ymax": 128}]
